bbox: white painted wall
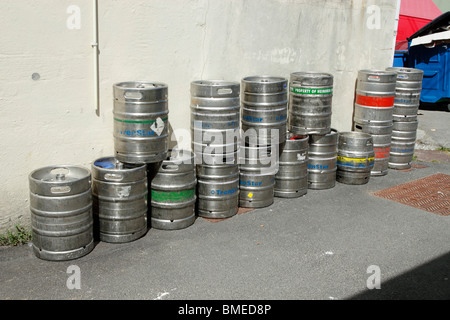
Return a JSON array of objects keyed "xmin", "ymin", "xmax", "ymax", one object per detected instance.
[{"xmin": 0, "ymin": 0, "xmax": 399, "ymax": 232}]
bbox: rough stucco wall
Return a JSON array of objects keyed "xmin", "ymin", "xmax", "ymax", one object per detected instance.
[{"xmin": 0, "ymin": 0, "xmax": 399, "ymax": 232}]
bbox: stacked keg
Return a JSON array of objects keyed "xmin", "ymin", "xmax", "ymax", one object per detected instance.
[
  {"xmin": 274, "ymin": 133, "xmax": 309, "ymax": 198},
  {"xmin": 29, "ymin": 166, "xmax": 94, "ymax": 261},
  {"xmin": 288, "ymin": 72, "xmax": 337, "ymax": 190},
  {"xmin": 307, "ymin": 129, "xmax": 338, "ymax": 189},
  {"xmin": 190, "ymin": 80, "xmax": 240, "ymax": 218},
  {"xmin": 386, "ymin": 67, "xmax": 424, "ymax": 170},
  {"xmin": 353, "ymin": 70, "xmax": 397, "ymax": 176},
  {"xmin": 150, "ymin": 149, "xmax": 197, "ymax": 230},
  {"xmin": 239, "ymin": 76, "xmax": 287, "ymax": 207},
  {"xmin": 113, "ymin": 82, "xmax": 169, "ymax": 164},
  {"xmin": 112, "ymin": 81, "xmax": 171, "ymax": 232},
  {"xmin": 336, "ymin": 132, "xmax": 375, "ymax": 185},
  {"xmin": 241, "ymin": 76, "xmax": 288, "ymax": 146},
  {"xmin": 239, "ymin": 144, "xmax": 276, "ymax": 207}
]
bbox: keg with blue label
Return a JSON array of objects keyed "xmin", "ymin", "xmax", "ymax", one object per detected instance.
[{"xmin": 113, "ymin": 81, "xmax": 169, "ymax": 164}]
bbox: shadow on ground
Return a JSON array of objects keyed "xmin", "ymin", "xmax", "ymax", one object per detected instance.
[
  {"xmin": 348, "ymin": 251, "xmax": 450, "ymax": 300},
  {"xmin": 419, "ymin": 101, "xmax": 449, "ymax": 112}
]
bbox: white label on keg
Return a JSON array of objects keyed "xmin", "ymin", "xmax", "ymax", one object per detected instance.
[
  {"xmin": 117, "ymin": 186, "xmax": 131, "ymax": 198},
  {"xmin": 297, "ymin": 153, "xmax": 306, "ymax": 161},
  {"xmin": 151, "ymin": 117, "xmax": 165, "ymax": 136}
]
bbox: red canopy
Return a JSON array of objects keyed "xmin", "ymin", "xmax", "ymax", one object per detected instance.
[{"xmin": 396, "ymin": 0, "xmax": 442, "ymax": 42}]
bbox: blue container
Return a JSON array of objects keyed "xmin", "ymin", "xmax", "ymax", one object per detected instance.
[
  {"xmin": 408, "ymin": 43, "xmax": 450, "ymax": 103},
  {"xmin": 393, "ymin": 50, "xmax": 407, "ymax": 68}
]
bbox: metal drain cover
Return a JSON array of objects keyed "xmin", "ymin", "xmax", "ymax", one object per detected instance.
[{"xmin": 372, "ymin": 173, "xmax": 450, "ymax": 216}]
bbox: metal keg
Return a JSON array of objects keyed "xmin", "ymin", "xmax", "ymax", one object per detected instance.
[
  {"xmin": 150, "ymin": 149, "xmax": 196, "ymax": 230},
  {"xmin": 393, "ymin": 114, "xmax": 418, "ymax": 123},
  {"xmin": 113, "ymin": 81, "xmax": 169, "ymax": 164},
  {"xmin": 288, "ymin": 72, "xmax": 333, "ymax": 135},
  {"xmin": 308, "ymin": 129, "xmax": 338, "ymax": 190},
  {"xmin": 196, "ymin": 164, "xmax": 239, "ymax": 219},
  {"xmin": 91, "ymin": 157, "xmax": 147, "ymax": 243},
  {"xmin": 29, "ymin": 165, "xmax": 94, "ymax": 261},
  {"xmin": 389, "ymin": 120, "xmax": 418, "ymax": 170},
  {"xmin": 353, "ymin": 70, "xmax": 396, "ymax": 177},
  {"xmin": 354, "ymin": 124, "xmax": 391, "ymax": 176},
  {"xmin": 239, "ymin": 145, "xmax": 276, "ymax": 208},
  {"xmin": 191, "ymin": 80, "xmax": 240, "ymax": 165},
  {"xmin": 241, "ymin": 76, "xmax": 288, "ymax": 146},
  {"xmin": 354, "ymin": 70, "xmax": 396, "ymax": 128},
  {"xmin": 336, "ymin": 132, "xmax": 375, "ymax": 185},
  {"xmin": 386, "ymin": 67, "xmax": 424, "ymax": 116},
  {"xmin": 274, "ymin": 133, "xmax": 309, "ymax": 198}
]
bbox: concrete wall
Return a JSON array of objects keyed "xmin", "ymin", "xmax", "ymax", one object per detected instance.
[{"xmin": 0, "ymin": 0, "xmax": 399, "ymax": 232}]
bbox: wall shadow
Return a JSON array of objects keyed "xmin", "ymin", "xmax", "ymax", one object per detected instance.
[{"xmin": 348, "ymin": 251, "xmax": 450, "ymax": 300}]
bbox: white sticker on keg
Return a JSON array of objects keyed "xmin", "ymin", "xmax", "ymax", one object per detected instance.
[
  {"xmin": 151, "ymin": 117, "xmax": 165, "ymax": 136},
  {"xmin": 297, "ymin": 153, "xmax": 306, "ymax": 161},
  {"xmin": 117, "ymin": 186, "xmax": 131, "ymax": 198}
]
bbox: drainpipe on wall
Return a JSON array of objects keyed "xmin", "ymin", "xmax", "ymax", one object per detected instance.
[{"xmin": 92, "ymin": 0, "xmax": 100, "ymax": 116}]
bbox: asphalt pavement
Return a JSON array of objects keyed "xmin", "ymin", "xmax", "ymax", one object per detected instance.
[
  {"xmin": 0, "ymin": 107, "xmax": 449, "ymax": 301},
  {"xmin": 0, "ymin": 159, "xmax": 449, "ymax": 300}
]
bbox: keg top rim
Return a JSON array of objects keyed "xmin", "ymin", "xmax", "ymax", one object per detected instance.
[
  {"xmin": 92, "ymin": 156, "xmax": 146, "ymax": 171},
  {"xmin": 241, "ymin": 75, "xmax": 287, "ymax": 84},
  {"xmin": 290, "ymin": 71, "xmax": 334, "ymax": 78},
  {"xmin": 113, "ymin": 81, "xmax": 168, "ymax": 90},
  {"xmin": 191, "ymin": 80, "xmax": 240, "ymax": 87},
  {"xmin": 386, "ymin": 67, "xmax": 424, "ymax": 74},
  {"xmin": 29, "ymin": 165, "xmax": 90, "ymax": 184},
  {"xmin": 358, "ymin": 69, "xmax": 397, "ymax": 76}
]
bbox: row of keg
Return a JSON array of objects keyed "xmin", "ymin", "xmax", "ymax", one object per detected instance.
[
  {"xmin": 353, "ymin": 67, "xmax": 424, "ymax": 174},
  {"xmin": 28, "ymin": 127, "xmax": 377, "ymax": 262},
  {"xmin": 28, "ymin": 67, "xmax": 422, "ymax": 262}
]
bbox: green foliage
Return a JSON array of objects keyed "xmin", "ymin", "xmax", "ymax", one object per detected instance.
[
  {"xmin": 436, "ymin": 147, "xmax": 450, "ymax": 152},
  {"xmin": 0, "ymin": 225, "xmax": 32, "ymax": 246}
]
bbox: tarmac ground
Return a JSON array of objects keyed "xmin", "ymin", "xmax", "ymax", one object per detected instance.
[{"xmin": 0, "ymin": 107, "xmax": 449, "ymax": 301}]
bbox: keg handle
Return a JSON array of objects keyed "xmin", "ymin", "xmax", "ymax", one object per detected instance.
[
  {"xmin": 216, "ymin": 88, "xmax": 234, "ymax": 96},
  {"xmin": 50, "ymin": 186, "xmax": 71, "ymax": 194},
  {"xmin": 161, "ymin": 164, "xmax": 179, "ymax": 172},
  {"xmin": 123, "ymin": 91, "xmax": 143, "ymax": 100},
  {"xmin": 104, "ymin": 173, "xmax": 123, "ymax": 181},
  {"xmin": 368, "ymin": 75, "xmax": 381, "ymax": 82}
]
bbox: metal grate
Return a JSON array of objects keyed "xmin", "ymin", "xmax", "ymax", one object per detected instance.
[{"xmin": 372, "ymin": 173, "xmax": 450, "ymax": 216}]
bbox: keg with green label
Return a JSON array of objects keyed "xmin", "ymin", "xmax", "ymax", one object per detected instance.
[
  {"xmin": 289, "ymin": 72, "xmax": 333, "ymax": 135},
  {"xmin": 150, "ymin": 150, "xmax": 196, "ymax": 230}
]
